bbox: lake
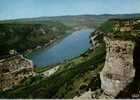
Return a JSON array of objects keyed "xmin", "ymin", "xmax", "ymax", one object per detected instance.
[{"xmin": 31, "ymin": 29, "xmax": 95, "ymax": 67}]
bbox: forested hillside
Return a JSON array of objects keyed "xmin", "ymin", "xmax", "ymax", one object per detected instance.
[{"xmin": 0, "ymin": 21, "xmax": 68, "ymax": 56}]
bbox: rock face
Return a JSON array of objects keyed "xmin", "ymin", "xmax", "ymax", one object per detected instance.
[
  {"xmin": 0, "ymin": 55, "xmax": 33, "ymax": 91},
  {"xmin": 90, "ymin": 30, "xmax": 104, "ymax": 50},
  {"xmin": 100, "ymin": 37, "xmax": 135, "ymax": 97}
]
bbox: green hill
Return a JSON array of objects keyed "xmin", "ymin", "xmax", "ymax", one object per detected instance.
[
  {"xmin": 0, "ymin": 21, "xmax": 68, "ymax": 56},
  {"xmin": 1, "ymin": 14, "xmax": 140, "ymax": 28}
]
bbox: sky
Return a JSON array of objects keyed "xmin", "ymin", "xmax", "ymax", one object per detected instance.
[{"xmin": 0, "ymin": 0, "xmax": 140, "ymax": 20}]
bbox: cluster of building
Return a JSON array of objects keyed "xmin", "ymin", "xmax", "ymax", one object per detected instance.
[{"xmin": 0, "ymin": 55, "xmax": 33, "ymax": 91}]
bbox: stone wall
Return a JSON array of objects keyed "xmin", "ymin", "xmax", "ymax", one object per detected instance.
[{"xmin": 0, "ymin": 55, "xmax": 33, "ymax": 91}]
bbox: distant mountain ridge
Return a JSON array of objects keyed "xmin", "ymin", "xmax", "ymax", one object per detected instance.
[{"xmin": 1, "ymin": 13, "xmax": 140, "ymax": 28}]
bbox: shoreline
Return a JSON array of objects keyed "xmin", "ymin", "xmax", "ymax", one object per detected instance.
[
  {"xmin": 24, "ymin": 28, "xmax": 94, "ymax": 68},
  {"xmin": 23, "ymin": 31, "xmax": 72, "ymax": 59},
  {"xmin": 32, "ymin": 45, "xmax": 92, "ymax": 68}
]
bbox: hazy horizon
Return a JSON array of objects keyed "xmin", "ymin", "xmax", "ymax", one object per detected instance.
[
  {"xmin": 0, "ymin": 0, "xmax": 140, "ymax": 20},
  {"xmin": 1, "ymin": 13, "xmax": 140, "ymax": 21}
]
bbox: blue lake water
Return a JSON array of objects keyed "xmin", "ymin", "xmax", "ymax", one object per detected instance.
[{"xmin": 31, "ymin": 29, "xmax": 95, "ymax": 67}]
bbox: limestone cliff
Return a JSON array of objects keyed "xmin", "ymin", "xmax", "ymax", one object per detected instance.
[
  {"xmin": 100, "ymin": 37, "xmax": 135, "ymax": 97},
  {"xmin": 0, "ymin": 55, "xmax": 33, "ymax": 91},
  {"xmin": 74, "ymin": 18, "xmax": 140, "ymax": 99}
]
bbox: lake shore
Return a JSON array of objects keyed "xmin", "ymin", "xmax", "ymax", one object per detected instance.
[
  {"xmin": 29, "ymin": 29, "xmax": 94, "ymax": 67},
  {"xmin": 23, "ymin": 31, "xmax": 72, "ymax": 59}
]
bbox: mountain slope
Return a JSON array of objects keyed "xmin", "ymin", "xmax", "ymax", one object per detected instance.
[
  {"xmin": 0, "ymin": 21, "xmax": 68, "ymax": 56},
  {"xmin": 1, "ymin": 14, "xmax": 140, "ymax": 28}
]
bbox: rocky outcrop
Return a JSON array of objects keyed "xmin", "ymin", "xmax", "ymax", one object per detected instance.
[
  {"xmin": 0, "ymin": 55, "xmax": 33, "ymax": 91},
  {"xmin": 90, "ymin": 30, "xmax": 104, "ymax": 50},
  {"xmin": 42, "ymin": 65, "xmax": 60, "ymax": 77},
  {"xmin": 86, "ymin": 18, "xmax": 140, "ymax": 99},
  {"xmin": 100, "ymin": 37, "xmax": 135, "ymax": 97}
]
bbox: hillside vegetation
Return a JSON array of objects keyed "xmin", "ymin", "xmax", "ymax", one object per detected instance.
[
  {"xmin": 100, "ymin": 18, "xmax": 140, "ymax": 40},
  {"xmin": 0, "ymin": 21, "xmax": 68, "ymax": 56},
  {"xmin": 1, "ymin": 14, "xmax": 140, "ymax": 28},
  {"xmin": 0, "ymin": 44, "xmax": 106, "ymax": 98}
]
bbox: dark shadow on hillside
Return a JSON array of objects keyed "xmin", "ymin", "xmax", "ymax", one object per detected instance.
[{"xmin": 116, "ymin": 39, "xmax": 140, "ymax": 99}]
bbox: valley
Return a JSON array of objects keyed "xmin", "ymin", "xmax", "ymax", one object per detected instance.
[{"xmin": 0, "ymin": 14, "xmax": 140, "ymax": 99}]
